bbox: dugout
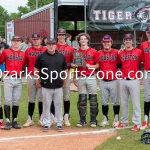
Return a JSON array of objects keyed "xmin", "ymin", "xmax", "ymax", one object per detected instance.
[{"xmin": 6, "ymin": 0, "xmax": 150, "ymax": 49}]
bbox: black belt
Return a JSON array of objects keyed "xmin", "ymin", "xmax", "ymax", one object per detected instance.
[
  {"xmin": 7, "ymin": 74, "xmax": 21, "ymax": 78},
  {"xmin": 78, "ymin": 74, "xmax": 95, "ymax": 77},
  {"xmin": 102, "ymin": 79, "xmax": 114, "ymax": 82},
  {"xmin": 124, "ymin": 78, "xmax": 136, "ymax": 80}
]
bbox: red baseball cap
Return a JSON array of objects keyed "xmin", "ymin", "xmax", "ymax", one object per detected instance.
[{"xmin": 102, "ymin": 35, "xmax": 112, "ymax": 42}]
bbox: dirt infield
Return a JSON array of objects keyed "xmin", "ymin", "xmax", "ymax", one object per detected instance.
[{"xmin": 0, "ymin": 126, "xmax": 116, "ymax": 150}]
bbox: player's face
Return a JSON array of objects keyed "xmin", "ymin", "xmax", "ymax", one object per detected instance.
[
  {"xmin": 102, "ymin": 41, "xmax": 112, "ymax": 50},
  {"xmin": 124, "ymin": 39, "xmax": 133, "ymax": 48},
  {"xmin": 146, "ymin": 31, "xmax": 150, "ymax": 40},
  {"xmin": 11, "ymin": 40, "xmax": 21, "ymax": 49},
  {"xmin": 79, "ymin": 36, "xmax": 88, "ymax": 47},
  {"xmin": 46, "ymin": 43, "xmax": 56, "ymax": 53},
  {"xmin": 32, "ymin": 38, "xmax": 41, "ymax": 47},
  {"xmin": 57, "ymin": 34, "xmax": 66, "ymax": 43}
]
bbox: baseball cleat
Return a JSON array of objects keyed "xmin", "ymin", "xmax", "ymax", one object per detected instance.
[
  {"xmin": 140, "ymin": 121, "xmax": 149, "ymax": 130},
  {"xmin": 57, "ymin": 126, "xmax": 63, "ymax": 132},
  {"xmin": 115, "ymin": 123, "xmax": 128, "ymax": 129},
  {"xmin": 64, "ymin": 114, "xmax": 71, "ymax": 127},
  {"xmin": 112, "ymin": 121, "xmax": 119, "ymax": 127},
  {"xmin": 4, "ymin": 122, "xmax": 12, "ymax": 130},
  {"xmin": 43, "ymin": 126, "xmax": 49, "ymax": 132},
  {"xmin": 90, "ymin": 122, "xmax": 97, "ymax": 128},
  {"xmin": 23, "ymin": 120, "xmax": 34, "ymax": 127},
  {"xmin": 38, "ymin": 120, "xmax": 44, "ymax": 127},
  {"xmin": 0, "ymin": 121, "xmax": 5, "ymax": 129},
  {"xmin": 131, "ymin": 125, "xmax": 140, "ymax": 131},
  {"xmin": 76, "ymin": 121, "xmax": 86, "ymax": 127},
  {"xmin": 12, "ymin": 121, "xmax": 21, "ymax": 129},
  {"xmin": 99, "ymin": 120, "xmax": 109, "ymax": 127}
]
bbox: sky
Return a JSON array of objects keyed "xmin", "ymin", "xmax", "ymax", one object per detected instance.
[{"xmin": 0, "ymin": 0, "xmax": 28, "ymax": 14}]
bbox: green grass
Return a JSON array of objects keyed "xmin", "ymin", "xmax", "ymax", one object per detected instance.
[{"xmin": 0, "ymin": 84, "xmax": 148, "ymax": 149}]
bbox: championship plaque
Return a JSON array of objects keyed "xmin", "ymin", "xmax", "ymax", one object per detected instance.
[{"xmin": 73, "ymin": 51, "xmax": 86, "ymax": 67}]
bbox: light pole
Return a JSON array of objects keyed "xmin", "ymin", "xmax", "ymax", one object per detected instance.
[
  {"xmin": 84, "ymin": 0, "xmax": 87, "ymax": 33},
  {"xmin": 36, "ymin": 0, "xmax": 38, "ymax": 9}
]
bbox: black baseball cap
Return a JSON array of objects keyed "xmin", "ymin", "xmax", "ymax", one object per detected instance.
[
  {"xmin": 123, "ymin": 33, "xmax": 134, "ymax": 39},
  {"xmin": 11, "ymin": 36, "xmax": 22, "ymax": 41},
  {"xmin": 146, "ymin": 26, "xmax": 150, "ymax": 32},
  {"xmin": 46, "ymin": 38, "xmax": 56, "ymax": 44},
  {"xmin": 32, "ymin": 33, "xmax": 41, "ymax": 39},
  {"xmin": 57, "ymin": 28, "xmax": 66, "ymax": 35}
]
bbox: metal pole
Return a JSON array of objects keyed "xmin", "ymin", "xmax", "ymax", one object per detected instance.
[
  {"xmin": 134, "ymin": 30, "xmax": 136, "ymax": 47},
  {"xmin": 54, "ymin": 0, "xmax": 58, "ymax": 39},
  {"xmin": 84, "ymin": 0, "xmax": 87, "ymax": 33},
  {"xmin": 36, "ymin": 0, "xmax": 38, "ymax": 9}
]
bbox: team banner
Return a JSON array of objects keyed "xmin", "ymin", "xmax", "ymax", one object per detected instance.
[{"xmin": 88, "ymin": 0, "xmax": 150, "ymax": 31}]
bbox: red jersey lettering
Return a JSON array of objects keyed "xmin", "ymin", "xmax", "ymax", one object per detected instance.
[
  {"xmin": 0, "ymin": 48, "xmax": 25, "ymax": 75},
  {"xmin": 139, "ymin": 41, "xmax": 150, "ymax": 70},
  {"xmin": 76, "ymin": 48, "xmax": 97, "ymax": 76},
  {"xmin": 118, "ymin": 48, "xmax": 142, "ymax": 78},
  {"xmin": 25, "ymin": 46, "xmax": 47, "ymax": 75},
  {"xmin": 56, "ymin": 43, "xmax": 74, "ymax": 64},
  {"xmin": 96, "ymin": 49, "xmax": 118, "ymax": 80}
]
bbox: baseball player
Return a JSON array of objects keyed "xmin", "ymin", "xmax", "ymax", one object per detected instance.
[
  {"xmin": 0, "ymin": 36, "xmax": 25, "ymax": 130},
  {"xmin": 35, "ymin": 38, "xmax": 68, "ymax": 132},
  {"xmin": 50, "ymin": 28, "xmax": 74, "ymax": 126},
  {"xmin": 96, "ymin": 35, "xmax": 120, "ymax": 127},
  {"xmin": 139, "ymin": 26, "xmax": 150, "ymax": 130},
  {"xmin": 23, "ymin": 33, "xmax": 47, "ymax": 127},
  {"xmin": 0, "ymin": 44, "xmax": 5, "ymax": 129},
  {"xmin": 116, "ymin": 33, "xmax": 142, "ymax": 131},
  {"xmin": 72, "ymin": 33, "xmax": 98, "ymax": 127}
]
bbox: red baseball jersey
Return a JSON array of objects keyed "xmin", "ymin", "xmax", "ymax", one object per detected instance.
[
  {"xmin": 139, "ymin": 41, "xmax": 150, "ymax": 70},
  {"xmin": 118, "ymin": 48, "xmax": 142, "ymax": 78},
  {"xmin": 25, "ymin": 46, "xmax": 47, "ymax": 75},
  {"xmin": 56, "ymin": 43, "xmax": 74, "ymax": 64},
  {"xmin": 0, "ymin": 48, "xmax": 25, "ymax": 76},
  {"xmin": 96, "ymin": 49, "xmax": 119, "ymax": 80},
  {"xmin": 76, "ymin": 47, "xmax": 97, "ymax": 76}
]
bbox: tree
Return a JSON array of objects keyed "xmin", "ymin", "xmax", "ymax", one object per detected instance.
[
  {"xmin": 27, "ymin": 0, "xmax": 54, "ymax": 10},
  {"xmin": 0, "ymin": 5, "xmax": 9, "ymax": 37}
]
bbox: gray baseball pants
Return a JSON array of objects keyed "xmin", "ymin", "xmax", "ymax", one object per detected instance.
[
  {"xmin": 99, "ymin": 80, "xmax": 120, "ymax": 105},
  {"xmin": 27, "ymin": 76, "xmax": 42, "ymax": 103},
  {"xmin": 42, "ymin": 87, "xmax": 63, "ymax": 127},
  {"xmin": 120, "ymin": 79, "xmax": 141, "ymax": 126},
  {"xmin": 4, "ymin": 77, "xmax": 22, "ymax": 106}
]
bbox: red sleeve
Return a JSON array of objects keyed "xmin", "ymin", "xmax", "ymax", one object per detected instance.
[
  {"xmin": 70, "ymin": 49, "xmax": 74, "ymax": 63},
  {"xmin": 139, "ymin": 43, "xmax": 143, "ymax": 51},
  {"xmin": 118, "ymin": 51, "xmax": 121, "ymax": 64},
  {"xmin": 95, "ymin": 51, "xmax": 99, "ymax": 63},
  {"xmin": 24, "ymin": 50, "xmax": 29, "ymax": 66},
  {"xmin": 0, "ymin": 51, "xmax": 6, "ymax": 64}
]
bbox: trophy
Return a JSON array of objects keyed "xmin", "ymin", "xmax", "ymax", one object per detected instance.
[{"xmin": 73, "ymin": 51, "xmax": 86, "ymax": 67}]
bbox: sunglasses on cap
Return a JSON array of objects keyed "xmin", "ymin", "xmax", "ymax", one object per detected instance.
[
  {"xmin": 57, "ymin": 34, "xmax": 66, "ymax": 36},
  {"xmin": 32, "ymin": 38, "xmax": 40, "ymax": 41}
]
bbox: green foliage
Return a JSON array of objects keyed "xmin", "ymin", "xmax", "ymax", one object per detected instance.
[{"xmin": 0, "ymin": 5, "xmax": 9, "ymax": 37}]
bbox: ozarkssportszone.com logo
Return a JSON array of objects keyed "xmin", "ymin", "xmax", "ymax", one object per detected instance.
[{"xmin": 135, "ymin": 6, "xmax": 150, "ymax": 24}]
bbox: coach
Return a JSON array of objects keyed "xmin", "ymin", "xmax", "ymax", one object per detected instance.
[{"xmin": 34, "ymin": 38, "xmax": 68, "ymax": 132}]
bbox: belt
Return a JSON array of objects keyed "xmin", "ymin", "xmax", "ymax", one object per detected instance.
[
  {"xmin": 78, "ymin": 74, "xmax": 95, "ymax": 77},
  {"xmin": 7, "ymin": 74, "xmax": 21, "ymax": 78},
  {"xmin": 124, "ymin": 78, "xmax": 136, "ymax": 80},
  {"xmin": 102, "ymin": 79, "xmax": 114, "ymax": 82}
]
